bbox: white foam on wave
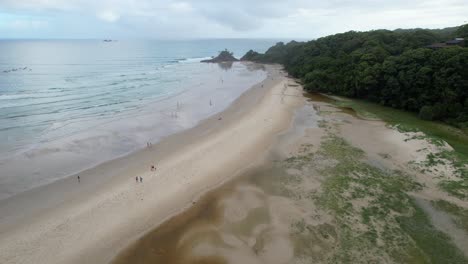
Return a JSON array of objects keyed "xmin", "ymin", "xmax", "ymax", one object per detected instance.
[
  {"xmin": 0, "ymin": 93, "xmax": 39, "ymax": 100},
  {"xmin": 178, "ymin": 57, "xmax": 212, "ymax": 63}
]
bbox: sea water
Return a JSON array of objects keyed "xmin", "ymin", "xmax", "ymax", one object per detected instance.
[{"xmin": 0, "ymin": 39, "xmax": 279, "ymax": 200}]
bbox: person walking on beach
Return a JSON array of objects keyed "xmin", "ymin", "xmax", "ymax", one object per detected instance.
[
  {"xmin": 77, "ymin": 175, "xmax": 80, "ymax": 183},
  {"xmin": 139, "ymin": 176, "xmax": 143, "ymax": 183},
  {"xmin": 136, "ymin": 176, "xmax": 138, "ymax": 183}
]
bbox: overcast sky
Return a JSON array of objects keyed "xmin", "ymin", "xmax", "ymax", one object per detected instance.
[{"xmin": 0, "ymin": 0, "xmax": 467, "ymax": 39}]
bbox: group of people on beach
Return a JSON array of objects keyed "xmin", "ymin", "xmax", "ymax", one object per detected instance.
[
  {"xmin": 76, "ymin": 144, "xmax": 158, "ymax": 185},
  {"xmin": 135, "ymin": 164, "xmax": 157, "ymax": 183}
]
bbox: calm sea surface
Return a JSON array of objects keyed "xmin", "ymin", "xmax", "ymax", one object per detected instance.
[{"xmin": 0, "ymin": 39, "xmax": 279, "ymax": 200}]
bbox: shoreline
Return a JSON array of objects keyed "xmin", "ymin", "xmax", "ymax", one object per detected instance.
[
  {"xmin": 0, "ymin": 61, "xmax": 266, "ymax": 202},
  {"xmin": 0, "ymin": 64, "xmax": 304, "ymax": 264}
]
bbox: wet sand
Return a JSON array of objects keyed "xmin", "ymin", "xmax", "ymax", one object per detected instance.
[
  {"xmin": 0, "ymin": 65, "xmax": 304, "ymax": 264},
  {"xmin": 0, "ymin": 62, "xmax": 267, "ymax": 201},
  {"xmin": 112, "ymin": 91, "xmax": 468, "ymax": 263},
  {"xmin": 3, "ymin": 64, "xmax": 466, "ymax": 263},
  {"xmin": 111, "ymin": 92, "xmax": 322, "ymax": 264},
  {"xmin": 112, "ymin": 165, "xmax": 287, "ymax": 264}
]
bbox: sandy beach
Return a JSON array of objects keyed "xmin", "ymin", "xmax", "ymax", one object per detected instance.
[
  {"xmin": 0, "ymin": 64, "xmax": 304, "ymax": 264},
  {"xmin": 112, "ymin": 91, "xmax": 468, "ymax": 263},
  {"xmin": 2, "ymin": 63, "xmax": 467, "ymax": 264},
  {"xmin": 1, "ymin": 4, "xmax": 466, "ymax": 264}
]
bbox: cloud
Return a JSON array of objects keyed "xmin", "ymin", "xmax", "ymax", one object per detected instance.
[
  {"xmin": 169, "ymin": 2, "xmax": 192, "ymax": 12},
  {"xmin": 6, "ymin": 19, "xmax": 48, "ymax": 30},
  {"xmin": 0, "ymin": 0, "xmax": 78, "ymax": 11},
  {"xmin": 97, "ymin": 10, "xmax": 120, "ymax": 22},
  {"xmin": 198, "ymin": 7, "xmax": 260, "ymax": 31},
  {"xmin": 0, "ymin": 0, "xmax": 466, "ymax": 38}
]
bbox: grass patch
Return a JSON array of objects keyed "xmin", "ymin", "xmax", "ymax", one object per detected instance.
[
  {"xmin": 331, "ymin": 97, "xmax": 468, "ymax": 159},
  {"xmin": 439, "ymin": 180, "xmax": 468, "ymax": 200},
  {"xmin": 434, "ymin": 151, "xmax": 468, "ymax": 201},
  {"xmin": 334, "ymin": 101, "xmax": 380, "ymax": 120},
  {"xmin": 416, "ymin": 149, "xmax": 468, "ymax": 199},
  {"xmin": 431, "ymin": 200, "xmax": 468, "ymax": 232},
  {"xmin": 397, "ymin": 201, "xmax": 467, "ymax": 264},
  {"xmin": 330, "ymin": 97, "xmax": 468, "ymax": 200},
  {"xmin": 310, "ymin": 135, "xmax": 467, "ymax": 263},
  {"xmin": 291, "ymin": 221, "xmax": 337, "ymax": 262}
]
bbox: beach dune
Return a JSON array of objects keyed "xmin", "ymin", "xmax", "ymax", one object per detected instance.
[{"xmin": 0, "ymin": 65, "xmax": 303, "ymax": 264}]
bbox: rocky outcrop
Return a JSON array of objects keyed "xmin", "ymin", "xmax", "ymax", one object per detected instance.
[
  {"xmin": 240, "ymin": 50, "xmax": 261, "ymax": 61},
  {"xmin": 201, "ymin": 49, "xmax": 238, "ymax": 63}
]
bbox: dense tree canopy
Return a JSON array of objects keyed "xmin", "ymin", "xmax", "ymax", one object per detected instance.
[{"xmin": 242, "ymin": 25, "xmax": 468, "ymax": 127}]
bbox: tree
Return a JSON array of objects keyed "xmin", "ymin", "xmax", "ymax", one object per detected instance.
[
  {"xmin": 241, "ymin": 24, "xmax": 468, "ymax": 127},
  {"xmin": 419, "ymin": 106, "xmax": 435, "ymax": 120},
  {"xmin": 455, "ymin": 24, "xmax": 468, "ymax": 38}
]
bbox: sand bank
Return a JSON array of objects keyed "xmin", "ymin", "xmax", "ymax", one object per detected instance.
[
  {"xmin": 0, "ymin": 64, "xmax": 304, "ymax": 264},
  {"xmin": 113, "ymin": 91, "xmax": 468, "ymax": 263}
]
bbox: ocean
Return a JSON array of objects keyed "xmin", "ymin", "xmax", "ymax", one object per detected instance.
[{"xmin": 0, "ymin": 39, "xmax": 279, "ymax": 200}]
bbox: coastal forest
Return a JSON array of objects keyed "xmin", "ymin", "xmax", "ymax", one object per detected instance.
[{"xmin": 242, "ymin": 24, "xmax": 468, "ymax": 128}]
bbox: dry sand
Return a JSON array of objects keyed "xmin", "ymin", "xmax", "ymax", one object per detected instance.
[
  {"xmin": 0, "ymin": 64, "xmax": 304, "ymax": 264},
  {"xmin": 4, "ymin": 64, "xmax": 465, "ymax": 264},
  {"xmin": 113, "ymin": 86, "xmax": 468, "ymax": 264}
]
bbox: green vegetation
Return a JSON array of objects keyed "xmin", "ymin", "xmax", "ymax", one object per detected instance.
[
  {"xmin": 432, "ymin": 199, "xmax": 468, "ymax": 232},
  {"xmin": 280, "ymin": 133, "xmax": 467, "ymax": 263},
  {"xmin": 326, "ymin": 96, "xmax": 468, "ymax": 199},
  {"xmin": 242, "ymin": 24, "xmax": 468, "ymax": 128},
  {"xmin": 245, "ymin": 23, "xmax": 468, "ymax": 200},
  {"xmin": 397, "ymin": 202, "xmax": 467, "ymax": 264},
  {"xmin": 421, "ymin": 150, "xmax": 468, "ymax": 199},
  {"xmin": 331, "ymin": 98, "xmax": 468, "ymax": 156},
  {"xmin": 456, "ymin": 24, "xmax": 468, "ymax": 38},
  {"xmin": 439, "ymin": 179, "xmax": 468, "ymax": 200}
]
